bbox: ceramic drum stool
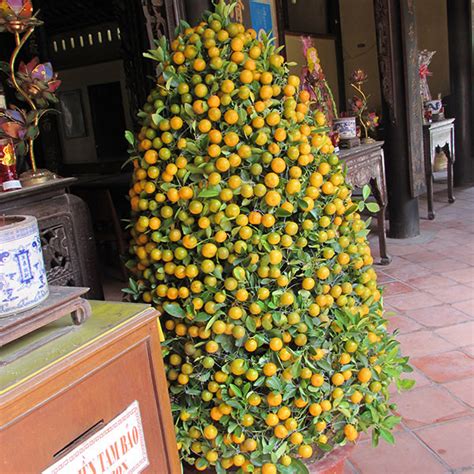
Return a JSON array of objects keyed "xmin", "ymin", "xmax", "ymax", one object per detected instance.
[{"xmin": 0, "ymin": 215, "xmax": 49, "ymax": 316}]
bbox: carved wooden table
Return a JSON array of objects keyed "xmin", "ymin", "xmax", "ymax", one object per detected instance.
[
  {"xmin": 0, "ymin": 301, "xmax": 181, "ymax": 474},
  {"xmin": 0, "ymin": 178, "xmax": 103, "ymax": 298},
  {"xmin": 339, "ymin": 142, "xmax": 391, "ymax": 264},
  {"xmin": 423, "ymin": 118, "xmax": 456, "ymax": 220}
]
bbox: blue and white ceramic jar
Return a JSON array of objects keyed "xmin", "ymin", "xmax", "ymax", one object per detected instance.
[
  {"xmin": 333, "ymin": 117, "xmax": 357, "ymax": 140},
  {"xmin": 0, "ymin": 215, "xmax": 49, "ymax": 316}
]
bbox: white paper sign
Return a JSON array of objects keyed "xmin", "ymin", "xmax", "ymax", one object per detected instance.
[{"xmin": 43, "ymin": 401, "xmax": 149, "ymax": 474}]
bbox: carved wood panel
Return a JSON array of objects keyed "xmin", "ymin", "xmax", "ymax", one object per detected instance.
[
  {"xmin": 400, "ymin": 0, "xmax": 425, "ymax": 197},
  {"xmin": 374, "ymin": 0, "xmax": 397, "ymax": 122}
]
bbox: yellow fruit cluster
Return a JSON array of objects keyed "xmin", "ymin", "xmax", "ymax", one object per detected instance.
[{"xmin": 126, "ymin": 2, "xmax": 410, "ymax": 472}]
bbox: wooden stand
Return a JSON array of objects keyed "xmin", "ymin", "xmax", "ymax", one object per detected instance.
[
  {"xmin": 339, "ymin": 142, "xmax": 391, "ymax": 264},
  {"xmin": 422, "ymin": 118, "xmax": 456, "ymax": 220},
  {"xmin": 339, "ymin": 137, "xmax": 361, "ymax": 149},
  {"xmin": 0, "ymin": 301, "xmax": 181, "ymax": 473},
  {"xmin": 0, "ymin": 286, "xmax": 91, "ymax": 347}
]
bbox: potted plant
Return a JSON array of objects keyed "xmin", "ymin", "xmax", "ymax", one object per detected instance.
[{"xmin": 125, "ymin": 2, "xmax": 413, "ymax": 472}]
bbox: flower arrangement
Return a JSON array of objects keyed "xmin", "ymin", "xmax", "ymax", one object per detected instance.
[
  {"xmin": 348, "ymin": 69, "xmax": 379, "ymax": 143},
  {"xmin": 125, "ymin": 2, "xmax": 413, "ymax": 472},
  {"xmin": 0, "ymin": 0, "xmax": 60, "ymax": 183},
  {"xmin": 300, "ymin": 36, "xmax": 338, "ymax": 126},
  {"xmin": 418, "ymin": 49, "xmax": 435, "ymax": 103}
]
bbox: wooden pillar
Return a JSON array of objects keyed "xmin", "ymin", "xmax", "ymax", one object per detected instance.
[
  {"xmin": 373, "ymin": 0, "xmax": 421, "ymax": 238},
  {"xmin": 447, "ymin": 0, "xmax": 473, "ymax": 186}
]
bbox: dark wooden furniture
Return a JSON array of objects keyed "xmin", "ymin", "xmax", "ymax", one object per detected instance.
[
  {"xmin": 423, "ymin": 118, "xmax": 456, "ymax": 220},
  {"xmin": 0, "ymin": 286, "xmax": 91, "ymax": 347},
  {"xmin": 0, "ymin": 301, "xmax": 181, "ymax": 474},
  {"xmin": 0, "ymin": 178, "xmax": 103, "ymax": 298},
  {"xmin": 72, "ymin": 173, "xmax": 132, "ymax": 282},
  {"xmin": 339, "ymin": 142, "xmax": 391, "ymax": 265}
]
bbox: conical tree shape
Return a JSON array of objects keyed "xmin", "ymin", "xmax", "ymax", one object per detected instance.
[{"xmin": 126, "ymin": 2, "xmax": 411, "ymax": 472}]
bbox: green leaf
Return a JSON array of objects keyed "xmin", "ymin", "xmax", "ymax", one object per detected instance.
[
  {"xmin": 362, "ymin": 184, "xmax": 371, "ymax": 200},
  {"xmin": 276, "ymin": 208, "xmax": 292, "ymax": 217},
  {"xmin": 379, "ymin": 427, "xmax": 395, "ymax": 444},
  {"xmin": 245, "ymin": 316, "xmax": 257, "ymax": 332},
  {"xmin": 215, "ymin": 462, "xmax": 226, "ymax": 474},
  {"xmin": 396, "ymin": 378, "xmax": 416, "ymax": 391},
  {"xmin": 366, "ymin": 202, "xmax": 381, "ymax": 213},
  {"xmin": 345, "ymin": 204, "xmax": 358, "ymax": 215},
  {"xmin": 198, "ymin": 187, "xmax": 220, "ymax": 198},
  {"xmin": 124, "ymin": 130, "xmax": 135, "ymax": 146},
  {"xmin": 163, "ymin": 303, "xmax": 185, "ymax": 318},
  {"xmin": 291, "ymin": 459, "xmax": 310, "ymax": 474},
  {"xmin": 152, "ymin": 112, "xmax": 162, "ymax": 126},
  {"xmin": 384, "ymin": 415, "xmax": 401, "ymax": 429},
  {"xmin": 229, "ymin": 384, "xmax": 242, "ymax": 398}
]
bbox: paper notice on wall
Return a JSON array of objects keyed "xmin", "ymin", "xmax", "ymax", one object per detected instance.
[{"xmin": 42, "ymin": 401, "xmax": 149, "ymax": 474}]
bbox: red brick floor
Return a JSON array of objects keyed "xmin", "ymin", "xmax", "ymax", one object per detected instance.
[{"xmin": 347, "ymin": 186, "xmax": 474, "ymax": 473}]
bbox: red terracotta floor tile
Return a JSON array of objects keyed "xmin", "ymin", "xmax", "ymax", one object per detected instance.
[
  {"xmin": 461, "ymin": 345, "xmax": 474, "ymax": 357},
  {"xmin": 443, "ymin": 377, "xmax": 474, "ymax": 408},
  {"xmin": 420, "ymin": 258, "xmax": 470, "ymax": 272},
  {"xmin": 406, "ymin": 304, "xmax": 471, "ymax": 328},
  {"xmin": 397, "ymin": 330, "xmax": 455, "ymax": 358},
  {"xmin": 407, "ymin": 274, "xmax": 460, "ymax": 290},
  {"xmin": 391, "ymin": 385, "xmax": 470, "ymax": 428},
  {"xmin": 376, "ymin": 272, "xmax": 397, "ymax": 284},
  {"xmin": 343, "ymin": 461, "xmax": 357, "ymax": 474},
  {"xmin": 443, "ymin": 267, "xmax": 474, "ymax": 284},
  {"xmin": 451, "ymin": 253, "xmax": 474, "ymax": 266},
  {"xmin": 384, "ymin": 264, "xmax": 432, "ymax": 281},
  {"xmin": 415, "ymin": 417, "xmax": 474, "ymax": 469},
  {"xmin": 453, "ymin": 299, "xmax": 474, "ymax": 317},
  {"xmin": 386, "ymin": 314, "xmax": 423, "ymax": 334},
  {"xmin": 385, "ymin": 292, "xmax": 442, "ymax": 312},
  {"xmin": 426, "ymin": 284, "xmax": 474, "ymax": 304},
  {"xmin": 412, "ymin": 350, "xmax": 474, "ymax": 383},
  {"xmin": 349, "ymin": 432, "xmax": 446, "ymax": 474},
  {"xmin": 435, "ymin": 321, "xmax": 474, "ymax": 346},
  {"xmin": 383, "ymin": 281, "xmax": 416, "ymax": 296},
  {"xmin": 406, "ymin": 304, "xmax": 470, "ymax": 328},
  {"xmin": 407, "ymin": 251, "xmax": 443, "ymax": 264},
  {"xmin": 389, "ymin": 245, "xmax": 427, "ymax": 257}
]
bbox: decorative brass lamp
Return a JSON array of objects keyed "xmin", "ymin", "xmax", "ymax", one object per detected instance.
[{"xmin": 0, "ymin": 0, "xmax": 61, "ymax": 186}]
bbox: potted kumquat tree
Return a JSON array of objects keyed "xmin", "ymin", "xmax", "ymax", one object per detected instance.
[{"xmin": 125, "ymin": 2, "xmax": 413, "ymax": 473}]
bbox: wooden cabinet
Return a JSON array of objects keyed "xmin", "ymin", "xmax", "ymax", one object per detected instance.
[{"xmin": 0, "ymin": 301, "xmax": 180, "ymax": 474}]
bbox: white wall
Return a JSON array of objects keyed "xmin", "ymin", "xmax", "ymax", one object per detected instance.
[
  {"xmin": 339, "ymin": 0, "xmax": 382, "ymax": 112},
  {"xmin": 415, "ymin": 0, "xmax": 450, "ymax": 98}
]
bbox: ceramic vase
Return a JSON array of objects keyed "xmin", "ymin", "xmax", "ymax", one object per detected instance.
[
  {"xmin": 333, "ymin": 117, "xmax": 357, "ymax": 140},
  {"xmin": 0, "ymin": 215, "xmax": 49, "ymax": 316}
]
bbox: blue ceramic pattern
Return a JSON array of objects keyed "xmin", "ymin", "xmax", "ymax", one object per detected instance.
[{"xmin": 0, "ymin": 216, "xmax": 49, "ymax": 316}]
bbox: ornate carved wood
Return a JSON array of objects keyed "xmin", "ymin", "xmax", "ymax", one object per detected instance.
[
  {"xmin": 374, "ymin": 0, "xmax": 425, "ymax": 198},
  {"xmin": 400, "ymin": 0, "xmax": 425, "ymax": 197},
  {"xmin": 373, "ymin": 0, "xmax": 397, "ymax": 122},
  {"xmin": 0, "ymin": 179, "xmax": 103, "ymax": 299},
  {"xmin": 114, "ymin": 0, "xmax": 184, "ymax": 124}
]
